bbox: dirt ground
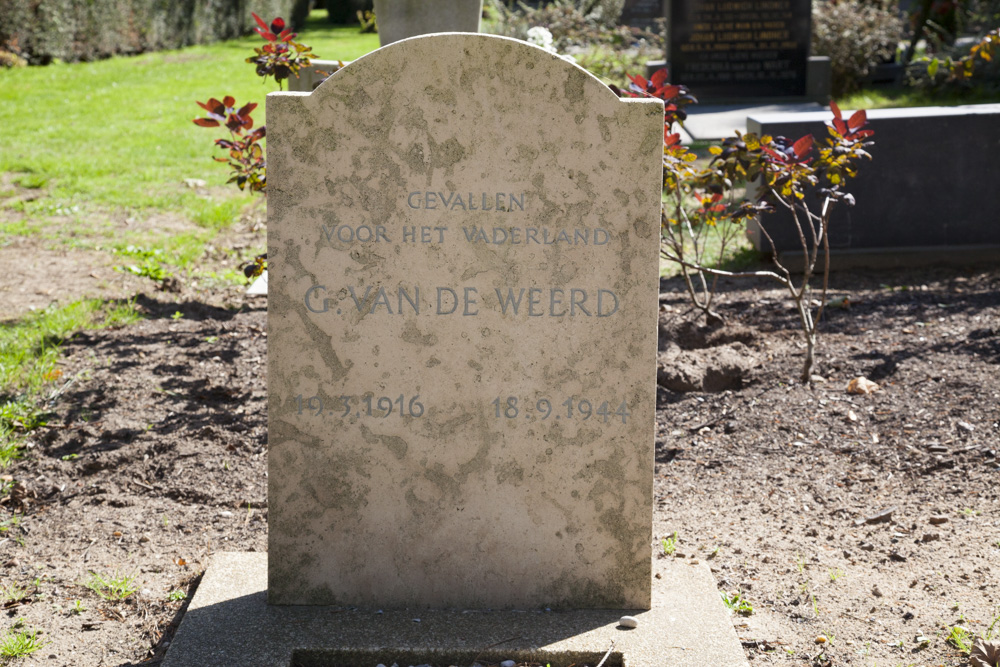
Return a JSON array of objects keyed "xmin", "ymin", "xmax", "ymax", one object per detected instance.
[{"xmin": 0, "ymin": 246, "xmax": 997, "ymax": 665}]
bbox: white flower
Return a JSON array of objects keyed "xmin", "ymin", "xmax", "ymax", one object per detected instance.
[{"xmin": 526, "ymin": 26, "xmax": 556, "ymax": 52}]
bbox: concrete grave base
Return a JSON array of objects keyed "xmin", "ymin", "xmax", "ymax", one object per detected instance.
[{"xmin": 162, "ymin": 552, "xmax": 748, "ymax": 667}]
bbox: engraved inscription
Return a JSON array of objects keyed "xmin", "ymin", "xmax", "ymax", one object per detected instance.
[
  {"xmin": 407, "ymin": 191, "xmax": 526, "ymax": 211},
  {"xmin": 304, "ymin": 285, "xmax": 619, "ymax": 317}
]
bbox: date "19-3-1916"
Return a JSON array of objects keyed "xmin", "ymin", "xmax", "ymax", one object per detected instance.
[{"xmin": 294, "ymin": 394, "xmax": 425, "ymax": 418}]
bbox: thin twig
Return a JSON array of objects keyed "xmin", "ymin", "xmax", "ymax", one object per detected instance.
[
  {"xmin": 595, "ymin": 640, "xmax": 616, "ymax": 667},
  {"xmin": 470, "ymin": 634, "xmax": 522, "ymax": 666},
  {"xmin": 660, "ymin": 253, "xmax": 785, "ymax": 282},
  {"xmin": 81, "ymin": 538, "xmax": 97, "ymax": 562}
]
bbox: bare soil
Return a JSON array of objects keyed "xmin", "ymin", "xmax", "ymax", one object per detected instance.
[{"xmin": 1, "ymin": 252, "xmax": 998, "ymax": 666}]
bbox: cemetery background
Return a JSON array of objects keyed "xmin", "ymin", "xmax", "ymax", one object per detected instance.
[{"xmin": 0, "ymin": 4, "xmax": 998, "ymax": 666}]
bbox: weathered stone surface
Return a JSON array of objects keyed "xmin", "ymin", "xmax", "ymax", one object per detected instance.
[
  {"xmin": 266, "ymin": 34, "xmax": 663, "ymax": 609},
  {"xmin": 373, "ymin": 0, "xmax": 483, "ymax": 45}
]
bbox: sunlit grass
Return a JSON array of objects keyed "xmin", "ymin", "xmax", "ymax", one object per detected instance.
[
  {"xmin": 838, "ymin": 86, "xmax": 1000, "ymax": 110},
  {"xmin": 0, "ymin": 299, "xmax": 143, "ymax": 451},
  {"xmin": 0, "ymin": 13, "xmax": 379, "ymax": 216}
]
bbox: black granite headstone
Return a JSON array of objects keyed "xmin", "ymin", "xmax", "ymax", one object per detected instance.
[
  {"xmin": 668, "ymin": 0, "xmax": 811, "ymax": 99},
  {"xmin": 745, "ymin": 106, "xmax": 1000, "ymax": 258},
  {"xmin": 620, "ymin": 0, "xmax": 665, "ymax": 32}
]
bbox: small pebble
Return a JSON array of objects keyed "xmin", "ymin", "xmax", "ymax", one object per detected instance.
[
  {"xmin": 619, "ymin": 615, "xmax": 639, "ymax": 628},
  {"xmin": 500, "ymin": 661, "xmax": 516, "ymax": 667},
  {"xmin": 929, "ymin": 515, "xmax": 948, "ymax": 525},
  {"xmin": 219, "ymin": 511, "xmax": 233, "ymax": 518},
  {"xmin": 815, "ymin": 635, "xmax": 827, "ymax": 644}
]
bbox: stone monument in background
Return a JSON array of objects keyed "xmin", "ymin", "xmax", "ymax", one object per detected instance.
[
  {"xmin": 373, "ymin": 0, "xmax": 483, "ymax": 45},
  {"xmin": 667, "ymin": 0, "xmax": 811, "ymax": 100},
  {"xmin": 619, "ymin": 0, "xmax": 666, "ymax": 33}
]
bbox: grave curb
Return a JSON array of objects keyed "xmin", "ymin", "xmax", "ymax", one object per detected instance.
[{"xmin": 162, "ymin": 551, "xmax": 748, "ymax": 667}]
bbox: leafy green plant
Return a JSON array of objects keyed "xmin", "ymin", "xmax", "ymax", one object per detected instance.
[
  {"xmin": 721, "ymin": 590, "xmax": 754, "ymax": 615},
  {"xmin": 194, "ymin": 12, "xmax": 317, "ymax": 197},
  {"xmin": 85, "ymin": 571, "xmax": 139, "ymax": 601},
  {"xmin": 948, "ymin": 624, "xmax": 974, "ymax": 654},
  {"xmin": 828, "ymin": 568, "xmax": 844, "ymax": 582},
  {"xmin": 0, "ymin": 627, "xmax": 47, "ymax": 659},
  {"xmin": 624, "ymin": 70, "xmax": 875, "ymax": 381},
  {"xmin": 923, "ymin": 28, "xmax": 998, "ymax": 82},
  {"xmin": 246, "ymin": 14, "xmax": 316, "ymax": 89},
  {"xmin": 70, "ymin": 599, "xmax": 86, "ymax": 614},
  {"xmin": 0, "ymin": 582, "xmax": 29, "ymax": 603},
  {"xmin": 357, "ymin": 9, "xmax": 378, "ymax": 33},
  {"xmin": 661, "ymin": 531, "xmax": 678, "ymax": 555},
  {"xmin": 191, "ymin": 13, "xmax": 310, "ymax": 280},
  {"xmin": 113, "ymin": 245, "xmax": 172, "ymax": 283},
  {"xmin": 168, "ymin": 589, "xmax": 187, "ymax": 602},
  {"xmin": 986, "ymin": 608, "xmax": 1000, "ymax": 640},
  {"xmin": 193, "ymin": 97, "xmax": 267, "ymax": 194}
]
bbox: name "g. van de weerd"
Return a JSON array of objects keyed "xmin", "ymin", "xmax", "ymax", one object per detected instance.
[{"xmin": 304, "ymin": 285, "xmax": 620, "ymax": 317}]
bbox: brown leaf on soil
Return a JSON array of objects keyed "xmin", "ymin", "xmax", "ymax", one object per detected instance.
[
  {"xmin": 847, "ymin": 376, "xmax": 880, "ymax": 395},
  {"xmin": 971, "ymin": 640, "xmax": 1000, "ymax": 667}
]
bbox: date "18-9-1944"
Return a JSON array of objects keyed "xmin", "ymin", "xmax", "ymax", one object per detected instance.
[{"xmin": 492, "ymin": 396, "xmax": 631, "ymax": 424}]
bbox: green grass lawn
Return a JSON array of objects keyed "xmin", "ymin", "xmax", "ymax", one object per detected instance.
[
  {"xmin": 0, "ymin": 14, "xmax": 381, "ymax": 452},
  {"xmin": 838, "ymin": 85, "xmax": 1000, "ymax": 110},
  {"xmin": 0, "ymin": 14, "xmax": 380, "ymax": 218}
]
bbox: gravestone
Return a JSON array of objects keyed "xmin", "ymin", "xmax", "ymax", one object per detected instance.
[
  {"xmin": 372, "ymin": 0, "xmax": 483, "ymax": 45},
  {"xmin": 667, "ymin": 0, "xmax": 811, "ymax": 100},
  {"xmin": 620, "ymin": 0, "xmax": 665, "ymax": 33},
  {"xmin": 267, "ymin": 33, "xmax": 664, "ymax": 609},
  {"xmin": 745, "ymin": 104, "xmax": 1000, "ymax": 267}
]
